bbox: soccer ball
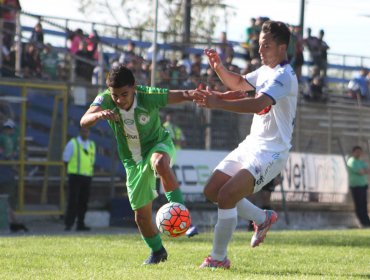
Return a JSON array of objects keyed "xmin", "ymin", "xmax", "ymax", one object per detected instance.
[{"xmin": 156, "ymin": 202, "xmax": 191, "ymax": 237}]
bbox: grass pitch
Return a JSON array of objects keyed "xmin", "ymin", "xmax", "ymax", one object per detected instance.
[{"xmin": 0, "ymin": 229, "xmax": 369, "ymax": 280}]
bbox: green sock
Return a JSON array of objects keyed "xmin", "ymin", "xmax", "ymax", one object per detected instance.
[
  {"xmin": 165, "ymin": 188, "xmax": 184, "ymax": 204},
  {"xmin": 142, "ymin": 234, "xmax": 163, "ymax": 252}
]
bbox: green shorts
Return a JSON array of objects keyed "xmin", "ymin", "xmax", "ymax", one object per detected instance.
[{"xmin": 125, "ymin": 139, "xmax": 176, "ymax": 211}]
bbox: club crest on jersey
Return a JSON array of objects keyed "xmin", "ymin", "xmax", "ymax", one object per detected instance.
[{"xmin": 138, "ymin": 113, "xmax": 150, "ymax": 125}]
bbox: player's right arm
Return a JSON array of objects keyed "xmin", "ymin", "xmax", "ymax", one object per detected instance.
[
  {"xmin": 204, "ymin": 48, "xmax": 254, "ymax": 92},
  {"xmin": 80, "ymin": 106, "xmax": 119, "ymax": 128}
]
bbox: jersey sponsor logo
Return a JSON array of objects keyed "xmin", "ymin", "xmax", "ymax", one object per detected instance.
[
  {"xmin": 124, "ymin": 119, "xmax": 134, "ymax": 125},
  {"xmin": 138, "ymin": 113, "xmax": 150, "ymax": 125},
  {"xmin": 123, "ymin": 132, "xmax": 138, "ymax": 139},
  {"xmin": 257, "ymin": 105, "xmax": 271, "ymax": 115}
]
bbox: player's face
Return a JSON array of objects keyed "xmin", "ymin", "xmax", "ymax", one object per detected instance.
[
  {"xmin": 258, "ymin": 32, "xmax": 283, "ymax": 68},
  {"xmin": 109, "ymin": 86, "xmax": 135, "ymax": 111}
]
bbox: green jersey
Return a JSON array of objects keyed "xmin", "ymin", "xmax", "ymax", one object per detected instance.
[
  {"xmin": 91, "ymin": 85, "xmax": 172, "ymax": 168},
  {"xmin": 347, "ymin": 156, "xmax": 368, "ymax": 187}
]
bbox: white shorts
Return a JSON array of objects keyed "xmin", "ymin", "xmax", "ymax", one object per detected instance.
[{"xmin": 214, "ymin": 142, "xmax": 289, "ymax": 193}]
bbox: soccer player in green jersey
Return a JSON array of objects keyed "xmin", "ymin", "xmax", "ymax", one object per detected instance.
[{"xmin": 80, "ymin": 64, "xmax": 198, "ymax": 265}]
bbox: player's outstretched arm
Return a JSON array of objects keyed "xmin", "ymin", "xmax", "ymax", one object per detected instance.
[
  {"xmin": 167, "ymin": 89, "xmax": 201, "ymax": 104},
  {"xmin": 204, "ymin": 48, "xmax": 253, "ymax": 92},
  {"xmin": 194, "ymin": 90, "xmax": 273, "ymax": 114},
  {"xmin": 80, "ymin": 106, "xmax": 119, "ymax": 128}
]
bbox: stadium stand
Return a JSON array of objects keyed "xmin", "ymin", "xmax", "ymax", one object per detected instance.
[{"xmin": 1, "ymin": 8, "xmax": 369, "ymax": 216}]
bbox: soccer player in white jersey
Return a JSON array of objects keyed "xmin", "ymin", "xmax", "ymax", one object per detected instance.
[{"xmin": 195, "ymin": 20, "xmax": 298, "ymax": 269}]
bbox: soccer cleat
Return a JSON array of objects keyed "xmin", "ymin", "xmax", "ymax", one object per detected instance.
[
  {"xmin": 199, "ymin": 255, "xmax": 231, "ymax": 269},
  {"xmin": 185, "ymin": 224, "xmax": 199, "ymax": 237},
  {"xmin": 143, "ymin": 246, "xmax": 168, "ymax": 265},
  {"xmin": 251, "ymin": 210, "xmax": 278, "ymax": 248}
]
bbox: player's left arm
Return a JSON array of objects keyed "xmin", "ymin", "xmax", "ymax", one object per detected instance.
[{"xmin": 167, "ymin": 89, "xmax": 199, "ymax": 104}]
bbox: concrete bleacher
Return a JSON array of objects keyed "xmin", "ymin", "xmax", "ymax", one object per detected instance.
[{"xmin": 292, "ymin": 101, "xmax": 370, "ymax": 155}]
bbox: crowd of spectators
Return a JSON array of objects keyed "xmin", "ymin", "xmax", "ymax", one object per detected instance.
[{"xmin": 1, "ymin": 5, "xmax": 369, "ymax": 102}]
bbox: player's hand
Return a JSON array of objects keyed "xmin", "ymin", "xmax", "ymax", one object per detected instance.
[
  {"xmin": 187, "ymin": 89, "xmax": 204, "ymax": 101},
  {"xmin": 204, "ymin": 48, "xmax": 222, "ymax": 71},
  {"xmin": 220, "ymin": 90, "xmax": 247, "ymax": 100},
  {"xmin": 97, "ymin": 109, "xmax": 119, "ymax": 122},
  {"xmin": 193, "ymin": 89, "xmax": 221, "ymax": 109}
]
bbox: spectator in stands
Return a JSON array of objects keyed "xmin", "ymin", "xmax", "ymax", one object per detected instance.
[
  {"xmin": 188, "ymin": 53, "xmax": 202, "ymax": 88},
  {"xmin": 40, "ymin": 43, "xmax": 59, "ymax": 80},
  {"xmin": 247, "ymin": 17, "xmax": 262, "ymax": 60},
  {"xmin": 145, "ymin": 43, "xmax": 163, "ymax": 62},
  {"xmin": 347, "ymin": 68, "xmax": 369, "ymax": 100},
  {"xmin": 75, "ymin": 40, "xmax": 97, "ymax": 82},
  {"xmin": 318, "ymin": 29, "xmax": 330, "ymax": 77},
  {"xmin": 22, "ymin": 42, "xmax": 41, "ymax": 78},
  {"xmin": 346, "ymin": 146, "xmax": 370, "ymax": 228},
  {"xmin": 68, "ymin": 28, "xmax": 84, "ymax": 55},
  {"xmin": 216, "ymin": 31, "xmax": 234, "ymax": 64},
  {"xmin": 63, "ymin": 127, "xmax": 96, "ymax": 231},
  {"xmin": 245, "ymin": 18, "xmax": 258, "ymax": 60},
  {"xmin": 178, "ymin": 53, "xmax": 192, "ymax": 75},
  {"xmin": 0, "ymin": 0, "xmax": 21, "ymax": 50},
  {"xmin": 1, "ymin": 39, "xmax": 15, "ymax": 77},
  {"xmin": 168, "ymin": 59, "xmax": 181, "ymax": 88},
  {"xmin": 0, "ymin": 101, "xmax": 14, "ymax": 125},
  {"xmin": 155, "ymin": 59, "xmax": 170, "ymax": 88},
  {"xmin": 178, "ymin": 64, "xmax": 191, "ymax": 89},
  {"xmin": 303, "ymin": 27, "xmax": 321, "ymax": 69},
  {"xmin": 293, "ymin": 26, "xmax": 304, "ymax": 81},
  {"xmin": 79, "ymin": 64, "xmax": 200, "ymax": 264},
  {"xmin": 0, "ymin": 119, "xmax": 28, "ymax": 233},
  {"xmin": 86, "ymin": 30, "xmax": 99, "ymax": 61},
  {"xmin": 29, "ymin": 22, "xmax": 44, "ymax": 49},
  {"xmin": 136, "ymin": 60, "xmax": 151, "ymax": 86},
  {"xmin": 162, "ymin": 112, "xmax": 186, "ymax": 149},
  {"xmin": 304, "ymin": 65, "xmax": 326, "ymax": 102},
  {"xmin": 119, "ymin": 41, "xmax": 139, "ymax": 65}
]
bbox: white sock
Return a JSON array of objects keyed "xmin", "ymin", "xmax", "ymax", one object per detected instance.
[
  {"xmin": 236, "ymin": 198, "xmax": 266, "ymax": 225},
  {"xmin": 210, "ymin": 208, "xmax": 237, "ymax": 261}
]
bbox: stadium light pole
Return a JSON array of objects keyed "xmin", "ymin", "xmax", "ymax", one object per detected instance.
[
  {"xmin": 151, "ymin": 0, "xmax": 159, "ymax": 87},
  {"xmin": 183, "ymin": 0, "xmax": 191, "ymax": 45},
  {"xmin": 299, "ymin": 0, "xmax": 306, "ymax": 35}
]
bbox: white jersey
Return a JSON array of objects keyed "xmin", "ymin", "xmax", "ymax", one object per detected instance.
[{"xmin": 243, "ymin": 62, "xmax": 298, "ymax": 152}]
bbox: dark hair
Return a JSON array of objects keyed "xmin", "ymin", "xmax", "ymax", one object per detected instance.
[
  {"xmin": 106, "ymin": 64, "xmax": 135, "ymax": 88},
  {"xmin": 262, "ymin": 20, "xmax": 291, "ymax": 46},
  {"xmin": 352, "ymin": 146, "xmax": 362, "ymax": 152}
]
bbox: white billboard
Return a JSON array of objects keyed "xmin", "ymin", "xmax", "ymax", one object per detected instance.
[{"xmin": 165, "ymin": 150, "xmax": 348, "ymax": 203}]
